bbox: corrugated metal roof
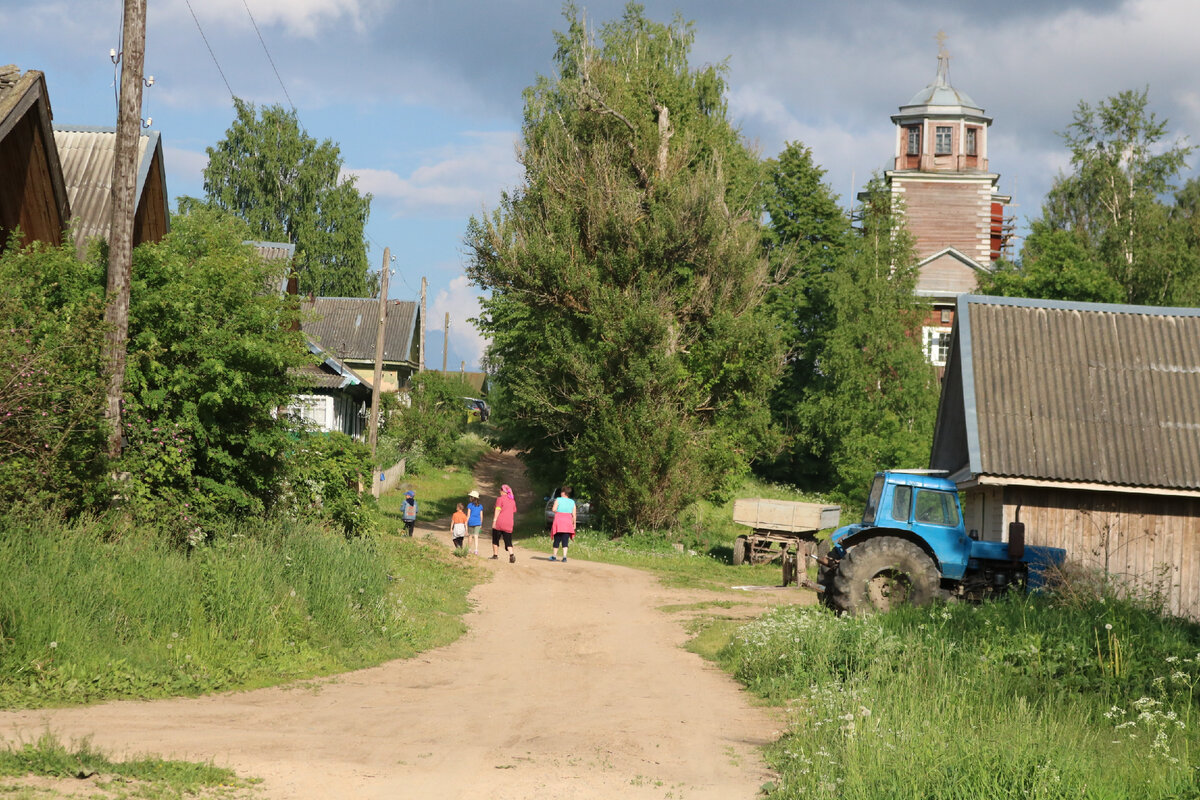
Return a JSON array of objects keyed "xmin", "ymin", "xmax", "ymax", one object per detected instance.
[
  {"xmin": 247, "ymin": 241, "xmax": 295, "ymax": 262},
  {"xmin": 301, "ymin": 297, "xmax": 418, "ymax": 364},
  {"xmin": 53, "ymin": 126, "xmax": 155, "ymax": 249},
  {"xmin": 951, "ymin": 295, "xmax": 1200, "ymax": 491}
]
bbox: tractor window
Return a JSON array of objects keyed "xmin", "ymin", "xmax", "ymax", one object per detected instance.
[
  {"xmin": 891, "ymin": 485, "xmax": 912, "ymax": 522},
  {"xmin": 914, "ymin": 489, "xmax": 960, "ymax": 526},
  {"xmin": 863, "ymin": 475, "xmax": 885, "ymax": 524}
]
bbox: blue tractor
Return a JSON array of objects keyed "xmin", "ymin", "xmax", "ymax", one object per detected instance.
[{"xmin": 815, "ymin": 470, "xmax": 1065, "ymax": 615}]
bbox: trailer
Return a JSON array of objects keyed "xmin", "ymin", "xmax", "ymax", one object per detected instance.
[{"xmin": 731, "ymin": 499, "xmax": 840, "ymax": 584}]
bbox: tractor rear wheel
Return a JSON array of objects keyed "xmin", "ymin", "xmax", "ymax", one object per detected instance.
[
  {"xmin": 829, "ymin": 537, "xmax": 940, "ymax": 615},
  {"xmin": 732, "ymin": 535, "xmax": 749, "ymax": 566}
]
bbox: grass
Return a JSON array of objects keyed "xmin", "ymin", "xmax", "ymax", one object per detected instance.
[
  {"xmin": 0, "ymin": 732, "xmax": 256, "ymax": 799},
  {"xmin": 378, "ymin": 433, "xmax": 491, "ymax": 530},
  {"xmin": 714, "ymin": 593, "xmax": 1200, "ymax": 799},
  {"xmin": 0, "ymin": 513, "xmax": 480, "ymax": 709}
]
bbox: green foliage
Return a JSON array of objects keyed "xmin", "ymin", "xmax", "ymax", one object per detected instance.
[
  {"xmin": 378, "ymin": 372, "xmax": 472, "ymax": 474},
  {"xmin": 980, "ymin": 224, "xmax": 1125, "ymax": 302},
  {"xmin": 280, "ymin": 432, "xmax": 380, "ymax": 537},
  {"xmin": 0, "ymin": 239, "xmax": 109, "ymax": 511},
  {"xmin": 1034, "ymin": 88, "xmax": 1196, "ymax": 306},
  {"xmin": 0, "ymin": 510, "xmax": 476, "ymax": 708},
  {"xmin": 768, "ymin": 176, "xmax": 938, "ymax": 501},
  {"xmin": 200, "ymin": 97, "xmax": 375, "ymax": 298},
  {"xmin": 120, "ymin": 208, "xmax": 312, "ymax": 533},
  {"xmin": 721, "ymin": 597, "xmax": 1200, "ymax": 799},
  {"xmin": 466, "ymin": 3, "xmax": 783, "ymax": 530}
]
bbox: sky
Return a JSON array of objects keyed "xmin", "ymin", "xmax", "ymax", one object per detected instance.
[{"xmin": 4, "ymin": 0, "xmax": 1200, "ymax": 371}]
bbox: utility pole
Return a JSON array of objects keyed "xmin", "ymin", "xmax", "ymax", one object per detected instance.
[
  {"xmin": 442, "ymin": 312, "xmax": 449, "ymax": 373},
  {"xmin": 368, "ymin": 247, "xmax": 390, "ymax": 468},
  {"xmin": 419, "ymin": 276, "xmax": 427, "ymax": 372},
  {"xmin": 103, "ymin": 0, "xmax": 147, "ymax": 460}
]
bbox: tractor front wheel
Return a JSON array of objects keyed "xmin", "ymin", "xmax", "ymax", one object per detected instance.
[{"xmin": 829, "ymin": 537, "xmax": 940, "ymax": 615}]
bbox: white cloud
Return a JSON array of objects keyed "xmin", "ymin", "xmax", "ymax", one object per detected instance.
[
  {"xmin": 429, "ymin": 275, "xmax": 489, "ymax": 371},
  {"xmin": 160, "ymin": 0, "xmax": 380, "ymax": 39},
  {"xmin": 346, "ymin": 131, "xmax": 522, "ymax": 219}
]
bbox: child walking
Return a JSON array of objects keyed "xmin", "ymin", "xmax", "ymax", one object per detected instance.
[
  {"xmin": 466, "ymin": 490, "xmax": 484, "ymax": 555},
  {"xmin": 450, "ymin": 503, "xmax": 468, "ymax": 550}
]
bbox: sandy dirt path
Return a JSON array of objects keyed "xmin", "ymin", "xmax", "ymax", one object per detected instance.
[{"xmin": 0, "ymin": 454, "xmax": 788, "ymax": 799}]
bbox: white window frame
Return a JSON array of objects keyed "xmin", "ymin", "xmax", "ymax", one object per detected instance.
[
  {"xmin": 923, "ymin": 326, "xmax": 952, "ymax": 367},
  {"xmin": 935, "ymin": 126, "xmax": 952, "ymax": 155}
]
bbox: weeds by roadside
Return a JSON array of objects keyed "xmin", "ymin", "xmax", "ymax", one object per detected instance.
[{"xmin": 717, "ymin": 595, "xmax": 1200, "ymax": 799}]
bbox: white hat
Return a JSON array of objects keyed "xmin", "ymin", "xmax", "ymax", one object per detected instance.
[{"xmin": 468, "ymin": 490, "xmax": 480, "ymax": 498}]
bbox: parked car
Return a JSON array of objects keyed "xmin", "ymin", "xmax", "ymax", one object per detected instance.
[
  {"xmin": 544, "ymin": 487, "xmax": 594, "ymax": 529},
  {"xmin": 462, "ymin": 397, "xmax": 490, "ymax": 422}
]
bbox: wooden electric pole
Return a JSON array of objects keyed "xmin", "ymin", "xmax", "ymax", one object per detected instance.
[
  {"xmin": 368, "ymin": 247, "xmax": 390, "ymax": 463},
  {"xmin": 419, "ymin": 276, "xmax": 427, "ymax": 372},
  {"xmin": 442, "ymin": 312, "xmax": 449, "ymax": 372},
  {"xmin": 102, "ymin": 0, "xmax": 148, "ymax": 460}
]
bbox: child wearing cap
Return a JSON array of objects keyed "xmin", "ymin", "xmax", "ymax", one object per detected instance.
[
  {"xmin": 401, "ymin": 490, "xmax": 418, "ymax": 537},
  {"xmin": 466, "ymin": 490, "xmax": 484, "ymax": 555}
]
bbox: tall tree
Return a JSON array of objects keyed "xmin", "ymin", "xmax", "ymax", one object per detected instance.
[
  {"xmin": 782, "ymin": 178, "xmax": 939, "ymax": 500},
  {"xmin": 465, "ymin": 3, "xmax": 782, "ymax": 531},
  {"xmin": 759, "ymin": 141, "xmax": 853, "ymax": 484},
  {"xmin": 1040, "ymin": 88, "xmax": 1194, "ymax": 304},
  {"xmin": 202, "ymin": 99, "xmax": 374, "ymax": 298}
]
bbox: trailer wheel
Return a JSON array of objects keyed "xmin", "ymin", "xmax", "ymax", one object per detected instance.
[
  {"xmin": 732, "ymin": 535, "xmax": 749, "ymax": 566},
  {"xmin": 829, "ymin": 537, "xmax": 939, "ymax": 616}
]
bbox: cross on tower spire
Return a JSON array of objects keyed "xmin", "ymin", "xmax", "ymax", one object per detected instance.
[{"xmin": 934, "ymin": 30, "xmax": 950, "ymax": 86}]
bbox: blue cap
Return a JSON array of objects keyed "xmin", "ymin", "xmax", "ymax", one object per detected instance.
[{"xmin": 405, "ymin": 490, "xmax": 415, "ymax": 497}]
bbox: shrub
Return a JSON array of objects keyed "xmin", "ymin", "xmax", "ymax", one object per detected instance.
[
  {"xmin": 279, "ymin": 431, "xmax": 381, "ymax": 537},
  {"xmin": 379, "ymin": 372, "xmax": 472, "ymax": 470}
]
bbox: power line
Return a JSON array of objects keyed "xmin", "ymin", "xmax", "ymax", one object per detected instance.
[
  {"xmin": 185, "ymin": 0, "xmax": 234, "ymax": 99},
  {"xmin": 241, "ymin": 0, "xmax": 295, "ymax": 112}
]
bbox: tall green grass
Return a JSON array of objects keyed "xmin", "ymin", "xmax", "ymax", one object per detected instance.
[
  {"xmin": 720, "ymin": 596, "xmax": 1200, "ymax": 798},
  {"xmin": 0, "ymin": 510, "xmax": 478, "ymax": 708}
]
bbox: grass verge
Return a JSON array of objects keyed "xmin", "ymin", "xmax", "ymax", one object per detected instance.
[
  {"xmin": 714, "ymin": 594, "xmax": 1200, "ymax": 799},
  {"xmin": 0, "ymin": 732, "xmax": 256, "ymax": 799}
]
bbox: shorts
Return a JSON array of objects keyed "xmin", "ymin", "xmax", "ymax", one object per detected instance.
[
  {"xmin": 553, "ymin": 532, "xmax": 572, "ymax": 548},
  {"xmin": 468, "ymin": 525, "xmax": 481, "ymax": 537},
  {"xmin": 492, "ymin": 528, "xmax": 513, "ymax": 548}
]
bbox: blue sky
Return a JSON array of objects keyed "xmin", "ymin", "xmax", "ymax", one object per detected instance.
[{"xmin": 4, "ymin": 0, "xmax": 1199, "ymax": 370}]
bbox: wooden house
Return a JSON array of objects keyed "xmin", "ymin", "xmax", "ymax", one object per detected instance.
[
  {"xmin": 301, "ymin": 297, "xmax": 420, "ymax": 393},
  {"xmin": 286, "ymin": 337, "xmax": 373, "ymax": 439},
  {"xmin": 930, "ymin": 294, "xmax": 1200, "ymax": 618},
  {"xmin": 54, "ymin": 125, "xmax": 169, "ymax": 259},
  {"xmin": 0, "ymin": 66, "xmax": 71, "ymax": 253}
]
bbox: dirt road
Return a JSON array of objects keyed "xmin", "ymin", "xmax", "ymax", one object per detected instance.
[{"xmin": 0, "ymin": 455, "xmax": 785, "ymax": 799}]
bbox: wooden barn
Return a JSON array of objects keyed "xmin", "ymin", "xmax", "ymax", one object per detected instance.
[
  {"xmin": 54, "ymin": 125, "xmax": 170, "ymax": 259},
  {"xmin": 0, "ymin": 66, "xmax": 71, "ymax": 253},
  {"xmin": 930, "ymin": 294, "xmax": 1200, "ymax": 618},
  {"xmin": 301, "ymin": 297, "xmax": 420, "ymax": 394}
]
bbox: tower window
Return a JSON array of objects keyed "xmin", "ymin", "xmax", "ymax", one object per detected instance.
[
  {"xmin": 935, "ymin": 126, "xmax": 952, "ymax": 155},
  {"xmin": 906, "ymin": 126, "xmax": 920, "ymax": 156},
  {"xmin": 966, "ymin": 128, "xmax": 977, "ymax": 156}
]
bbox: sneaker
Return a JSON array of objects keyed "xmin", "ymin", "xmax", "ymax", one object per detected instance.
[
  {"xmin": 549, "ymin": 556, "xmax": 557, "ymax": 561},
  {"xmin": 509, "ymin": 553, "xmax": 516, "ymax": 563},
  {"xmin": 561, "ymin": 557, "xmax": 567, "ymax": 563},
  {"xmin": 490, "ymin": 555, "xmax": 499, "ymax": 560}
]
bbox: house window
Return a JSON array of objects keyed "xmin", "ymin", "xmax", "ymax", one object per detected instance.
[
  {"xmin": 923, "ymin": 326, "xmax": 952, "ymax": 367},
  {"xmin": 965, "ymin": 127, "xmax": 977, "ymax": 156},
  {"xmin": 935, "ymin": 126, "xmax": 952, "ymax": 155},
  {"xmin": 906, "ymin": 126, "xmax": 921, "ymax": 156}
]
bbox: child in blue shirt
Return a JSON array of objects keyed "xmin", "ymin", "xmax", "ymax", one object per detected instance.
[{"xmin": 466, "ymin": 490, "xmax": 484, "ymax": 555}]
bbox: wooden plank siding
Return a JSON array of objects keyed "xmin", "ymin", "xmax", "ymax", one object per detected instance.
[
  {"xmin": 891, "ymin": 178, "xmax": 993, "ymax": 264},
  {"xmin": 0, "ymin": 100, "xmax": 66, "ymax": 251},
  {"xmin": 991, "ymin": 485, "xmax": 1200, "ymax": 619}
]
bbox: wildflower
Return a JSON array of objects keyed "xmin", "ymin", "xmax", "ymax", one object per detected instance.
[
  {"xmin": 48, "ymin": 641, "xmax": 57, "ymax": 649},
  {"xmin": 171, "ymin": 631, "xmax": 179, "ymax": 639},
  {"xmin": 1105, "ymin": 623, "xmax": 1113, "ymax": 631}
]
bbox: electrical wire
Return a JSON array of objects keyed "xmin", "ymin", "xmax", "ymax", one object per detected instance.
[
  {"xmin": 241, "ymin": 0, "xmax": 296, "ymax": 112},
  {"xmin": 184, "ymin": 0, "xmax": 234, "ymax": 99}
]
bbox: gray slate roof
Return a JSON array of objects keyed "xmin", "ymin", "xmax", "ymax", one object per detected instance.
[
  {"xmin": 301, "ymin": 297, "xmax": 418, "ymax": 365},
  {"xmin": 930, "ymin": 295, "xmax": 1200, "ymax": 491}
]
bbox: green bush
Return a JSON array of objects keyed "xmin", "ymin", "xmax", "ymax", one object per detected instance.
[
  {"xmin": 378, "ymin": 372, "xmax": 472, "ymax": 471},
  {"xmin": 0, "ymin": 239, "xmax": 108, "ymax": 511},
  {"xmin": 278, "ymin": 431, "xmax": 381, "ymax": 537}
]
